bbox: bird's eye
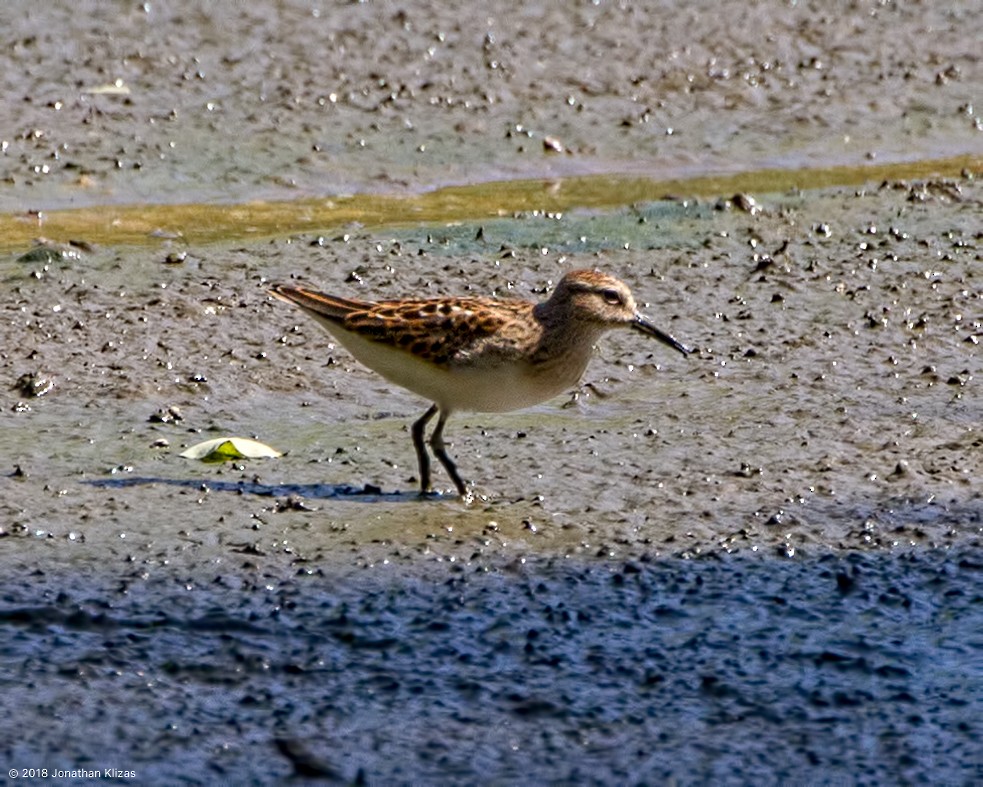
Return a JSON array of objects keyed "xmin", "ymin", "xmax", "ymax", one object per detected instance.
[{"xmin": 601, "ymin": 288, "xmax": 623, "ymax": 306}]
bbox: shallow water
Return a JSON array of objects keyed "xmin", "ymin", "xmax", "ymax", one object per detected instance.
[{"xmin": 1, "ymin": 0, "xmax": 981, "ymax": 783}]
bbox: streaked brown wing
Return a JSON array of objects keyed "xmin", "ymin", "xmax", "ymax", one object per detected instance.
[
  {"xmin": 272, "ymin": 285, "xmax": 535, "ymax": 367},
  {"xmin": 343, "ymin": 298, "xmax": 515, "ymax": 366}
]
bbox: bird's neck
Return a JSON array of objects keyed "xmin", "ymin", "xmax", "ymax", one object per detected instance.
[{"xmin": 531, "ymin": 302, "xmax": 602, "ymax": 368}]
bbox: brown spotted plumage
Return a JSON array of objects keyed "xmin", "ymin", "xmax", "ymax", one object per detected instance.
[{"xmin": 271, "ymin": 269, "xmax": 692, "ymax": 498}]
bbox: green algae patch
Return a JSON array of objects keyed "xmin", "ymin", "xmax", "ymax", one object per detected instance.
[{"xmin": 1, "ymin": 155, "xmax": 977, "ymax": 255}]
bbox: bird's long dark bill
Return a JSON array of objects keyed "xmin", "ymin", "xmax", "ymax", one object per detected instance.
[{"xmin": 633, "ymin": 314, "xmax": 694, "ymax": 355}]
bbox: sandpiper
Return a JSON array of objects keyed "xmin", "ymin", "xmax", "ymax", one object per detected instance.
[{"xmin": 271, "ymin": 269, "xmax": 692, "ymax": 497}]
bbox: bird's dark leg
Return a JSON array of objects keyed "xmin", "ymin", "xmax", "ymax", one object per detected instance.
[
  {"xmin": 429, "ymin": 409, "xmax": 468, "ymax": 497},
  {"xmin": 411, "ymin": 404, "xmax": 438, "ymax": 494}
]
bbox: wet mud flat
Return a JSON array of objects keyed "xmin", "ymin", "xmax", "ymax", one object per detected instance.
[
  {"xmin": 2, "ymin": 177, "xmax": 981, "ymax": 782},
  {"xmin": 1, "ymin": 0, "xmax": 981, "ymax": 780},
  {"xmin": 1, "ymin": 550, "xmax": 979, "ymax": 785},
  {"xmin": 1, "ymin": 0, "xmax": 979, "ymax": 212}
]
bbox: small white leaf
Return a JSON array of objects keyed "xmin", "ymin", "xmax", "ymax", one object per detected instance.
[{"xmin": 179, "ymin": 437, "xmax": 282, "ymax": 462}]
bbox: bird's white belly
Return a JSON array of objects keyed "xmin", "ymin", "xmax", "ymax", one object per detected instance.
[{"xmin": 325, "ymin": 324, "xmax": 588, "ymax": 413}]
